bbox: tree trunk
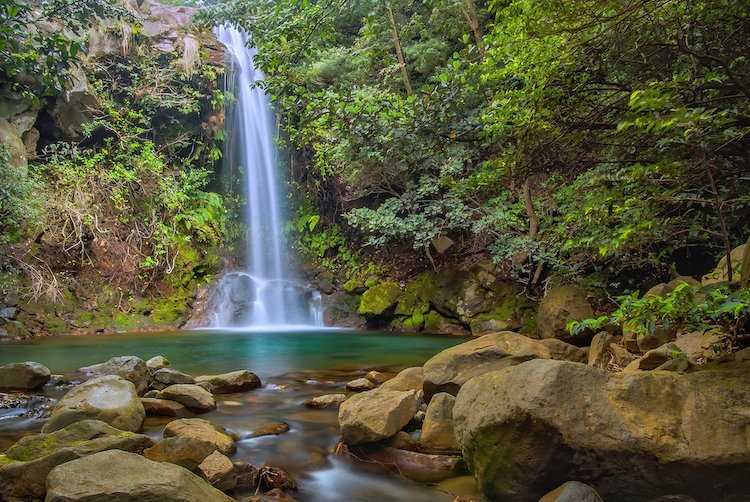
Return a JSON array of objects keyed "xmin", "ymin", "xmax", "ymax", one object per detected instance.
[
  {"xmin": 521, "ymin": 178, "xmax": 541, "ymax": 288},
  {"xmin": 461, "ymin": 0, "xmax": 484, "ymax": 54},
  {"xmin": 522, "ymin": 178, "xmax": 539, "ymax": 241},
  {"xmin": 383, "ymin": 0, "xmax": 412, "ymax": 95},
  {"xmin": 706, "ymin": 161, "xmax": 733, "ymax": 283}
]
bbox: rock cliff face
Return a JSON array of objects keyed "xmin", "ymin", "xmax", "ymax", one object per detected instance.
[
  {"xmin": 316, "ymin": 263, "xmax": 538, "ymax": 336},
  {"xmin": 0, "ymin": 1, "xmax": 225, "ymax": 339}
]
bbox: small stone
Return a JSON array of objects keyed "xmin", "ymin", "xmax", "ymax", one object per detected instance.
[
  {"xmin": 158, "ymin": 384, "xmax": 216, "ymax": 412},
  {"xmin": 587, "ymin": 332, "xmax": 617, "ymax": 368},
  {"xmin": 151, "ymin": 367, "xmax": 195, "ymax": 389},
  {"xmin": 345, "ymin": 377, "xmax": 376, "ymax": 392},
  {"xmin": 143, "ymin": 436, "xmax": 217, "ymax": 470},
  {"xmin": 248, "ymin": 422, "xmax": 290, "ymax": 438},
  {"xmin": 143, "ymin": 390, "xmax": 159, "ymax": 398},
  {"xmin": 540, "ymin": 481, "xmax": 603, "ymax": 502},
  {"xmin": 258, "ymin": 465, "xmax": 296, "ymax": 492},
  {"xmin": 163, "ymin": 418, "xmax": 236, "ymax": 455},
  {"xmin": 624, "ymin": 343, "xmax": 681, "ymax": 371},
  {"xmin": 654, "ymin": 358, "xmax": 694, "ymax": 373},
  {"xmin": 233, "ymin": 461, "xmax": 259, "ymax": 491},
  {"xmin": 246, "ymin": 488, "xmax": 298, "ymax": 502},
  {"xmin": 146, "ymin": 355, "xmax": 170, "ymax": 370},
  {"xmin": 365, "ymin": 371, "xmax": 390, "ymax": 384},
  {"xmin": 636, "ymin": 325, "xmax": 676, "ymax": 352},
  {"xmin": 355, "ymin": 447, "xmax": 463, "ymax": 483},
  {"xmin": 141, "ymin": 397, "xmax": 191, "ymax": 417},
  {"xmin": 198, "ymin": 451, "xmax": 237, "ymax": 491},
  {"xmin": 195, "ymin": 370, "xmax": 261, "ymax": 394},
  {"xmin": 304, "ymin": 393, "xmax": 347, "ymax": 409},
  {"xmin": 0, "ymin": 306, "xmax": 17, "ymax": 320}
]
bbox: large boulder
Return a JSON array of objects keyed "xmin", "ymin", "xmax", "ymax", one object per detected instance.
[
  {"xmin": 453, "ymin": 359, "xmax": 750, "ymax": 501},
  {"xmin": 702, "ymin": 244, "xmax": 747, "ymax": 286},
  {"xmin": 158, "ymin": 384, "xmax": 216, "ymax": 412},
  {"xmin": 338, "ymin": 389, "xmax": 418, "ymax": 445},
  {"xmin": 422, "ymin": 332, "xmax": 586, "ymax": 399},
  {"xmin": 163, "ymin": 418, "xmax": 236, "ymax": 455},
  {"xmin": 0, "ymin": 420, "xmax": 153, "ymax": 501},
  {"xmin": 45, "ymin": 450, "xmax": 234, "ymax": 501},
  {"xmin": 43, "ymin": 375, "xmax": 145, "ymax": 433},
  {"xmin": 0, "ymin": 362, "xmax": 51, "ymax": 390},
  {"xmin": 195, "ymin": 370, "xmax": 261, "ymax": 394},
  {"xmin": 536, "ymin": 285, "xmax": 594, "ymax": 343},
  {"xmin": 80, "ymin": 356, "xmax": 149, "ymax": 395}
]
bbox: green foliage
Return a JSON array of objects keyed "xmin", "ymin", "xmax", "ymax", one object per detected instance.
[
  {"xmin": 5, "ymin": 17, "xmax": 229, "ymax": 306},
  {"xmin": 207, "ymin": 0, "xmax": 750, "ymax": 288},
  {"xmin": 0, "ymin": 145, "xmax": 39, "ymax": 253},
  {"xmin": 0, "ymin": 0, "xmax": 126, "ymax": 101},
  {"xmin": 569, "ymin": 284, "xmax": 750, "ymax": 338}
]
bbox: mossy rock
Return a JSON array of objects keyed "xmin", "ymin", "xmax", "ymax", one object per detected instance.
[
  {"xmin": 343, "ymin": 277, "xmax": 364, "ymax": 293},
  {"xmin": 358, "ymin": 281, "xmax": 402, "ymax": 316},
  {"xmin": 392, "ymin": 312, "xmax": 426, "ymax": 332},
  {"xmin": 395, "ymin": 273, "xmax": 434, "ymax": 317}
]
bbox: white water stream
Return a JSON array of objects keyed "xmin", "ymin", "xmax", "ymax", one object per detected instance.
[{"xmin": 206, "ymin": 26, "xmax": 323, "ymax": 329}]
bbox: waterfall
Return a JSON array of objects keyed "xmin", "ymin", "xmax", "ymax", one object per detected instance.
[{"xmin": 205, "ymin": 25, "xmax": 323, "ymax": 329}]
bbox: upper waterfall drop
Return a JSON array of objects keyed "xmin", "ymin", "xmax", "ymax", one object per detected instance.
[{"xmin": 206, "ymin": 25, "xmax": 323, "ymax": 329}]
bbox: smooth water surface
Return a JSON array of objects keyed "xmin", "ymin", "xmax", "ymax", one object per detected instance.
[{"xmin": 0, "ymin": 329, "xmax": 468, "ymax": 502}]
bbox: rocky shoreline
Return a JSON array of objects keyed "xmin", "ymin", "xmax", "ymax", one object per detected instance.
[{"xmin": 1, "ymin": 318, "xmax": 747, "ymax": 501}]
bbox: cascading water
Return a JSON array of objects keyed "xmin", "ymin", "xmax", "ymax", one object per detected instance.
[{"xmin": 206, "ymin": 25, "xmax": 323, "ymax": 329}]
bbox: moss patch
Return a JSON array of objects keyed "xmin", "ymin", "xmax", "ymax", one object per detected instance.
[
  {"xmin": 358, "ymin": 281, "xmax": 402, "ymax": 315},
  {"xmin": 395, "ymin": 273, "xmax": 434, "ymax": 316}
]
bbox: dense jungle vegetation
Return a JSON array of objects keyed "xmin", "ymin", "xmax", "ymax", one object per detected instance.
[
  {"xmin": 203, "ymin": 0, "xmax": 750, "ymax": 292},
  {"xmin": 1, "ymin": 0, "xmax": 750, "ymax": 334},
  {"xmin": 1, "ymin": 0, "xmax": 231, "ymax": 329}
]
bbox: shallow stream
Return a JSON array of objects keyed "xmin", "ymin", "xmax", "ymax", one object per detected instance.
[{"xmin": 0, "ymin": 329, "xmax": 469, "ymax": 501}]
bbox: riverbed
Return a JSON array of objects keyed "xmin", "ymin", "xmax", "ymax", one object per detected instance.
[{"xmin": 0, "ymin": 329, "xmax": 469, "ymax": 501}]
